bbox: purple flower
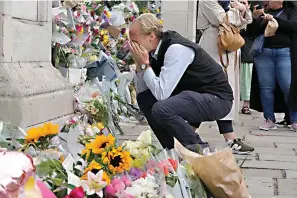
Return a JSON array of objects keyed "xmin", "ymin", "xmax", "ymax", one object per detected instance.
[{"xmin": 129, "ymin": 168, "xmax": 143, "ymax": 180}]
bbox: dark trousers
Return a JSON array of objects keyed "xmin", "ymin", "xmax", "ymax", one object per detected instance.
[{"xmin": 137, "ymin": 90, "xmax": 232, "ymax": 149}]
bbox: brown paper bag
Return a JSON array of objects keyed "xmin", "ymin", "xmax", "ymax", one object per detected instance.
[
  {"xmin": 175, "ymin": 139, "xmax": 250, "ymax": 198},
  {"xmin": 265, "ymin": 19, "xmax": 279, "ymax": 37}
]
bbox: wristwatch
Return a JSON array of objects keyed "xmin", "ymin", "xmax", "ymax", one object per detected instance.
[{"xmin": 141, "ymin": 64, "xmax": 150, "ymax": 70}]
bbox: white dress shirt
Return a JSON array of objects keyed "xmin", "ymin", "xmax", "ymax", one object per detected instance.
[{"xmin": 134, "ymin": 41, "xmax": 195, "ymax": 101}]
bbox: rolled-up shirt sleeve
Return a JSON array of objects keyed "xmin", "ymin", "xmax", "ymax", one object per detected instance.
[{"xmin": 143, "ymin": 44, "xmax": 195, "ymax": 101}]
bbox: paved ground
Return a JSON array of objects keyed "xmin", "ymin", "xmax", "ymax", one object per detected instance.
[{"xmin": 118, "ymin": 111, "xmax": 297, "ymax": 198}]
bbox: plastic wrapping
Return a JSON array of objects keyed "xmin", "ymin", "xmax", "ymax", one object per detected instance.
[
  {"xmin": 110, "ymin": 11, "xmax": 126, "ymax": 26},
  {"xmin": 117, "ymin": 71, "xmax": 134, "ymax": 104},
  {"xmin": 0, "ymin": 151, "xmax": 37, "ymax": 198},
  {"xmin": 68, "ymin": 54, "xmax": 87, "ymax": 69}
]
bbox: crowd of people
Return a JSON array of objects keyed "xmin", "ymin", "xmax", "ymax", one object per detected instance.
[{"xmin": 127, "ymin": 0, "xmax": 297, "ymax": 156}]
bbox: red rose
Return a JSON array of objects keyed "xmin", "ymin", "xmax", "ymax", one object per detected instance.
[
  {"xmin": 168, "ymin": 158, "xmax": 178, "ymax": 171},
  {"xmin": 64, "ymin": 187, "xmax": 85, "ymax": 198}
]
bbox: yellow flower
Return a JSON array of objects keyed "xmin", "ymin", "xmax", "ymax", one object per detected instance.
[
  {"xmin": 156, "ymin": 8, "xmax": 160, "ymax": 13},
  {"xmin": 89, "ymin": 55, "xmax": 97, "ymax": 62},
  {"xmin": 102, "ymin": 35, "xmax": 109, "ymax": 46},
  {"xmin": 24, "ymin": 122, "xmax": 59, "ymax": 143},
  {"xmin": 96, "ymin": 122, "xmax": 105, "ymax": 130},
  {"xmin": 100, "ymin": 29, "xmax": 108, "ymax": 35},
  {"xmin": 103, "ymin": 147, "xmax": 132, "ymax": 175},
  {"xmin": 82, "ymin": 149, "xmax": 91, "ymax": 161},
  {"xmin": 59, "ymin": 155, "xmax": 65, "ymax": 162},
  {"xmin": 41, "ymin": 122, "xmax": 59, "ymax": 136},
  {"xmin": 25, "ymin": 127, "xmax": 42, "ymax": 143},
  {"xmin": 88, "ymin": 134, "xmax": 115, "ymax": 155},
  {"xmin": 132, "ymin": 155, "xmax": 149, "ymax": 169},
  {"xmin": 81, "ymin": 160, "xmax": 102, "ymax": 180},
  {"xmin": 159, "ymin": 19, "xmax": 164, "ymax": 25},
  {"xmin": 102, "ymin": 171, "xmax": 111, "ymax": 185},
  {"xmin": 106, "ymin": 11, "xmax": 111, "ymax": 18}
]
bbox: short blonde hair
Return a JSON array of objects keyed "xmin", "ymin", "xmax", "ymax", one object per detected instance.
[{"xmin": 134, "ymin": 13, "xmax": 163, "ymax": 38}]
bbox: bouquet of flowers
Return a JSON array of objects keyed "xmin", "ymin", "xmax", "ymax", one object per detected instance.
[
  {"xmin": 105, "ymin": 169, "xmax": 174, "ymax": 198},
  {"xmin": 122, "ymin": 130, "xmax": 159, "ymax": 169},
  {"xmin": 84, "ymin": 97, "xmax": 109, "ymax": 125},
  {"xmin": 81, "ymin": 133, "xmax": 132, "ymax": 179},
  {"xmin": 17, "ymin": 122, "xmax": 59, "ymax": 151}
]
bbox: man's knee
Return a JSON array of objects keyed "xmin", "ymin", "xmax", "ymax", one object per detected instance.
[{"xmin": 152, "ymin": 101, "xmax": 169, "ymax": 120}]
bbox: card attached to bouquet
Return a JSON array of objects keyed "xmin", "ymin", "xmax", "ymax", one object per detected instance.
[{"xmin": 62, "ymin": 154, "xmax": 75, "ymax": 172}]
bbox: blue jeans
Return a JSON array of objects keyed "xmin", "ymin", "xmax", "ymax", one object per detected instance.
[{"xmin": 254, "ymin": 48, "xmax": 297, "ymax": 123}]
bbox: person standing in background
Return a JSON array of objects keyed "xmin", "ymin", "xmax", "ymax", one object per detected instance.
[
  {"xmin": 248, "ymin": 1, "xmax": 297, "ymax": 131},
  {"xmin": 240, "ymin": 23, "xmax": 254, "ymax": 115},
  {"xmin": 197, "ymin": 0, "xmax": 254, "ymax": 154}
]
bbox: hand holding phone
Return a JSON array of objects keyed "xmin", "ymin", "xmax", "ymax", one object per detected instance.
[{"xmin": 253, "ymin": 5, "xmax": 264, "ymax": 19}]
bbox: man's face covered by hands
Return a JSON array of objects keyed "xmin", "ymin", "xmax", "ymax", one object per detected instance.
[{"xmin": 129, "ymin": 21, "xmax": 155, "ymax": 53}]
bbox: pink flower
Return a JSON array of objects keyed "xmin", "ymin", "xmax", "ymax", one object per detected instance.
[
  {"xmin": 64, "ymin": 187, "xmax": 85, "ymax": 198},
  {"xmin": 112, "ymin": 179, "xmax": 125, "ymax": 192},
  {"xmin": 121, "ymin": 176, "xmax": 132, "ymax": 187},
  {"xmin": 105, "ymin": 178, "xmax": 126, "ymax": 196},
  {"xmin": 105, "ymin": 185, "xmax": 116, "ymax": 196}
]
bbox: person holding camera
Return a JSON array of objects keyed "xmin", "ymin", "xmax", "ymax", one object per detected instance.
[{"xmin": 248, "ymin": 1, "xmax": 297, "ymax": 131}]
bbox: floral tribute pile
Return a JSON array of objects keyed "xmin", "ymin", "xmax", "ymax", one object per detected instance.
[
  {"xmin": 0, "ymin": 108, "xmax": 212, "ymax": 198},
  {"xmin": 52, "ymin": 0, "xmax": 162, "ymax": 126}
]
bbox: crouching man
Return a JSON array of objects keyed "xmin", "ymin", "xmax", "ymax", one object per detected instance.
[{"xmin": 129, "ymin": 13, "xmax": 252, "ymax": 152}]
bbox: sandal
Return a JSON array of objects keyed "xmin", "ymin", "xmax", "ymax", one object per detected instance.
[{"xmin": 241, "ymin": 106, "xmax": 252, "ymax": 115}]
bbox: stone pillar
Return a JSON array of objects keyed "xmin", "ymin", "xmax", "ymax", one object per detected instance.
[
  {"xmin": 161, "ymin": 1, "xmax": 197, "ymax": 42},
  {"xmin": 0, "ymin": 1, "xmax": 74, "ymax": 128}
]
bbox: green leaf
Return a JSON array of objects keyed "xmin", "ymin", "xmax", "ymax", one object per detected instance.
[
  {"xmin": 67, "ymin": 184, "xmax": 76, "ymax": 190},
  {"xmin": 49, "ymin": 159, "xmax": 63, "ymax": 170},
  {"xmin": 51, "ymin": 178, "xmax": 64, "ymax": 186},
  {"xmin": 16, "ymin": 138, "xmax": 25, "ymax": 144},
  {"xmin": 36, "ymin": 161, "xmax": 51, "ymax": 177},
  {"xmin": 54, "ymin": 188, "xmax": 67, "ymax": 198}
]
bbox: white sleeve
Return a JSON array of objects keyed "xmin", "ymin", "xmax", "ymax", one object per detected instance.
[{"xmin": 143, "ymin": 44, "xmax": 195, "ymax": 101}]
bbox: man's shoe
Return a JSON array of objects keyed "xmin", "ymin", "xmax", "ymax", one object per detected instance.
[
  {"xmin": 226, "ymin": 138, "xmax": 255, "ymax": 155},
  {"xmin": 260, "ymin": 120, "xmax": 277, "ymax": 131}
]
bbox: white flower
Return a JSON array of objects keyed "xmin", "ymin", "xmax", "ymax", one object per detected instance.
[
  {"xmin": 77, "ymin": 124, "xmax": 85, "ymax": 135},
  {"xmin": 91, "ymin": 126, "xmax": 100, "ymax": 134},
  {"xmin": 124, "ymin": 174, "xmax": 160, "ymax": 198},
  {"xmin": 137, "ymin": 130, "xmax": 152, "ymax": 148},
  {"xmin": 81, "ymin": 170, "xmax": 107, "ymax": 197},
  {"xmin": 90, "ymin": 107, "xmax": 99, "ymax": 115},
  {"xmin": 72, "ymin": 116, "xmax": 79, "ymax": 122}
]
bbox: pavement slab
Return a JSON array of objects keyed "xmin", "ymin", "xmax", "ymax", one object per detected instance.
[{"xmin": 117, "ymin": 111, "xmax": 297, "ymax": 196}]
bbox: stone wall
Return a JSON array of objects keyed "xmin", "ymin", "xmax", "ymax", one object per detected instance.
[
  {"xmin": 0, "ymin": 1, "xmax": 74, "ymax": 128},
  {"xmin": 161, "ymin": 1, "xmax": 197, "ymax": 42}
]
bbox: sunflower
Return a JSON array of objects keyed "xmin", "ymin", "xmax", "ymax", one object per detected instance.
[
  {"xmin": 81, "ymin": 160, "xmax": 102, "ymax": 180},
  {"xmin": 87, "ymin": 134, "xmax": 115, "ymax": 155},
  {"xmin": 25, "ymin": 127, "xmax": 42, "ymax": 143},
  {"xmin": 102, "ymin": 147, "xmax": 132, "ymax": 175},
  {"xmin": 41, "ymin": 122, "xmax": 59, "ymax": 136}
]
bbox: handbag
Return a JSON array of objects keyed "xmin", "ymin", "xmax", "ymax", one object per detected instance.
[
  {"xmin": 249, "ymin": 9, "xmax": 284, "ymax": 57},
  {"xmin": 218, "ymin": 14, "xmax": 245, "ymax": 72}
]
